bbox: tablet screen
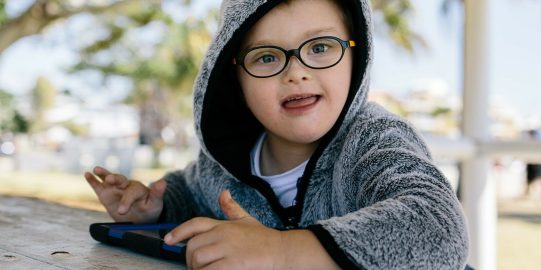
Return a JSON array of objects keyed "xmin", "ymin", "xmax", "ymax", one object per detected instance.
[
  {"xmin": 106, "ymin": 223, "xmax": 176, "ymax": 239},
  {"xmin": 90, "ymin": 222, "xmax": 186, "ymax": 260}
]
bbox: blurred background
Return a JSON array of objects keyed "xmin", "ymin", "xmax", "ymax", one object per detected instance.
[{"xmin": 0, "ymin": 0, "xmax": 539, "ymax": 269}]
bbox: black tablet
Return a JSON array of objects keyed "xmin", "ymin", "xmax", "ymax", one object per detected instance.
[{"xmin": 89, "ymin": 222, "xmax": 186, "ymax": 262}]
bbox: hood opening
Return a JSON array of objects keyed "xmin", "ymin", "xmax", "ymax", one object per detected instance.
[{"xmin": 201, "ymin": 0, "xmax": 369, "ymax": 180}]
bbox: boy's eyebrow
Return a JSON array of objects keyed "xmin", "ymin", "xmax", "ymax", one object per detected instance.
[
  {"xmin": 245, "ymin": 27, "xmax": 341, "ymax": 48},
  {"xmin": 302, "ymin": 27, "xmax": 340, "ymax": 40}
]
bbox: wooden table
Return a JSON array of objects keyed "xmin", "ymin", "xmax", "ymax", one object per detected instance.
[{"xmin": 0, "ymin": 195, "xmax": 186, "ymax": 269}]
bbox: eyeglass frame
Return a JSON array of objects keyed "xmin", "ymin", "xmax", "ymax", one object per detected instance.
[{"xmin": 233, "ymin": 36, "xmax": 356, "ymax": 78}]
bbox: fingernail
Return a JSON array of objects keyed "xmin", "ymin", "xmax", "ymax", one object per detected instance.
[
  {"xmin": 164, "ymin": 234, "xmax": 171, "ymax": 243},
  {"xmin": 118, "ymin": 205, "xmax": 126, "ymax": 214},
  {"xmin": 225, "ymin": 190, "xmax": 232, "ymax": 200}
]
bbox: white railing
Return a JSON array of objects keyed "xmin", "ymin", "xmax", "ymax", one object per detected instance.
[
  {"xmin": 426, "ymin": 137, "xmax": 541, "ymax": 162},
  {"xmin": 425, "ymin": 136, "xmax": 541, "ymax": 270},
  {"xmin": 449, "ymin": 1, "xmax": 541, "ymax": 268}
]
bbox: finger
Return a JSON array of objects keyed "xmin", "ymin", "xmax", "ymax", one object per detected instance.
[
  {"xmin": 188, "ymin": 242, "xmax": 225, "ymax": 270},
  {"xmin": 185, "ymin": 228, "xmax": 220, "ymax": 258},
  {"xmin": 219, "ymin": 190, "xmax": 250, "ymax": 220},
  {"xmin": 199, "ymin": 257, "xmax": 235, "ymax": 270},
  {"xmin": 92, "ymin": 166, "xmax": 112, "ymax": 180},
  {"xmin": 164, "ymin": 217, "xmax": 220, "ymax": 245},
  {"xmin": 117, "ymin": 181, "xmax": 147, "ymax": 214},
  {"xmin": 104, "ymin": 174, "xmax": 130, "ymax": 189},
  {"xmin": 186, "ymin": 231, "xmax": 223, "ymax": 269},
  {"xmin": 84, "ymin": 172, "xmax": 104, "ymax": 194}
]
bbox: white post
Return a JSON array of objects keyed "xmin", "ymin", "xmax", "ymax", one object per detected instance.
[{"xmin": 461, "ymin": 0, "xmax": 496, "ymax": 269}]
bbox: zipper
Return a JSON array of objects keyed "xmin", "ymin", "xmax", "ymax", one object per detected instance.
[
  {"xmin": 243, "ymin": 174, "xmax": 298, "ymax": 228},
  {"xmin": 239, "ymin": 144, "xmax": 322, "ymax": 229}
]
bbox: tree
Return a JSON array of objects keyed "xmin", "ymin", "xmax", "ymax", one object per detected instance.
[
  {"xmin": 70, "ymin": 3, "xmax": 215, "ymax": 167},
  {"xmin": 69, "ymin": 0, "xmax": 428, "ymax": 166},
  {"xmin": 0, "ymin": 0, "xmax": 426, "ymax": 55},
  {"xmin": 0, "ymin": 89, "xmax": 28, "ymax": 134},
  {"xmin": 0, "ymin": 0, "xmax": 164, "ymax": 54},
  {"xmin": 30, "ymin": 76, "xmax": 57, "ymax": 133},
  {"xmin": 371, "ymin": 0, "xmax": 426, "ymax": 52},
  {"xmin": 0, "ymin": 0, "xmax": 428, "ymax": 168}
]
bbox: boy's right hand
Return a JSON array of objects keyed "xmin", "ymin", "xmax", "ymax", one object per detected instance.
[{"xmin": 84, "ymin": 166, "xmax": 166, "ymax": 224}]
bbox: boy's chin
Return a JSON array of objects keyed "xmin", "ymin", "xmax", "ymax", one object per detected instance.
[{"xmin": 282, "ymin": 130, "xmax": 326, "ymax": 145}]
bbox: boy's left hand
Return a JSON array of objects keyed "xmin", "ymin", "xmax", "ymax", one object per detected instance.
[{"xmin": 164, "ymin": 190, "xmax": 285, "ymax": 270}]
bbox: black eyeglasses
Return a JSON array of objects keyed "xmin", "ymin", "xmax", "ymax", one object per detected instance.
[{"xmin": 234, "ymin": 36, "xmax": 356, "ymax": 78}]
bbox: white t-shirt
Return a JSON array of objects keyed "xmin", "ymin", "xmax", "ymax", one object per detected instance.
[{"xmin": 250, "ymin": 133, "xmax": 307, "ymax": 208}]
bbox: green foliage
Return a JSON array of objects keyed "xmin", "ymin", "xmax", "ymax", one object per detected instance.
[
  {"xmin": 11, "ymin": 111, "xmax": 29, "ymax": 133},
  {"xmin": 1, "ymin": 0, "xmax": 428, "ymax": 137},
  {"xmin": 82, "ymin": 25, "xmax": 126, "ymax": 54},
  {"xmin": 67, "ymin": 1, "xmax": 215, "ymax": 160},
  {"xmin": 0, "ymin": 0, "xmax": 6, "ymax": 26},
  {"xmin": 72, "ymin": 4, "xmax": 214, "ymax": 118},
  {"xmin": 81, "ymin": 4, "xmax": 169, "ymax": 54},
  {"xmin": 0, "ymin": 89, "xmax": 29, "ymax": 134},
  {"xmin": 431, "ymin": 107, "xmax": 452, "ymax": 117},
  {"xmin": 0, "ymin": 89, "xmax": 14, "ymax": 131},
  {"xmin": 371, "ymin": 0, "xmax": 426, "ymax": 52}
]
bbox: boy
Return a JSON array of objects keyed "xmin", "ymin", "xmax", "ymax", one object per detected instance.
[{"xmin": 85, "ymin": 0, "xmax": 469, "ymax": 269}]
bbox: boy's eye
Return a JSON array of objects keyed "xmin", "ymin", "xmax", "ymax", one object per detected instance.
[
  {"xmin": 257, "ymin": 54, "xmax": 277, "ymax": 64},
  {"xmin": 245, "ymin": 48, "xmax": 282, "ymax": 65},
  {"xmin": 310, "ymin": 43, "xmax": 329, "ymax": 54}
]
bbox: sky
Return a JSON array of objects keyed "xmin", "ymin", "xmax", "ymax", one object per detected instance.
[
  {"xmin": 0, "ymin": 0, "xmax": 540, "ymax": 125},
  {"xmin": 370, "ymin": 0, "xmax": 541, "ymax": 121}
]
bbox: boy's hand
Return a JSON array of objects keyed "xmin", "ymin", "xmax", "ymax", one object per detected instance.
[
  {"xmin": 164, "ymin": 190, "xmax": 340, "ymax": 270},
  {"xmin": 84, "ymin": 166, "xmax": 166, "ymax": 224},
  {"xmin": 164, "ymin": 190, "xmax": 284, "ymax": 270}
]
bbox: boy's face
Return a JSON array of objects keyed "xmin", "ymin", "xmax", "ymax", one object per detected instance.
[{"xmin": 238, "ymin": 0, "xmax": 353, "ymax": 146}]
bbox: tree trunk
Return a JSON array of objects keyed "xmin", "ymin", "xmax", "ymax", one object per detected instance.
[{"xmin": 0, "ymin": 0, "xmax": 149, "ymax": 54}]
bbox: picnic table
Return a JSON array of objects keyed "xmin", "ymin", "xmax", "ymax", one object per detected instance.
[{"xmin": 0, "ymin": 195, "xmax": 185, "ymax": 269}]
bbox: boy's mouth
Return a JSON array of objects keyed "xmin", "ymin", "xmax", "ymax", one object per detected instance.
[{"xmin": 281, "ymin": 94, "xmax": 321, "ymax": 109}]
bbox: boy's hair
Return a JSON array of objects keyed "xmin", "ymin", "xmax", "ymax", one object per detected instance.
[{"xmin": 337, "ymin": 0, "xmax": 355, "ymax": 36}]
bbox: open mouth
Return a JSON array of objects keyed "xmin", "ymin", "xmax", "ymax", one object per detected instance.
[{"xmin": 282, "ymin": 94, "xmax": 321, "ymax": 109}]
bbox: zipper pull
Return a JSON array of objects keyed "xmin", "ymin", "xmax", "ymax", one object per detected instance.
[{"xmin": 285, "ymin": 216, "xmax": 298, "ymax": 229}]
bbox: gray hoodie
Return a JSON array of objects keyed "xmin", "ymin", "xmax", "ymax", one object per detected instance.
[{"xmin": 159, "ymin": 0, "xmax": 469, "ymax": 269}]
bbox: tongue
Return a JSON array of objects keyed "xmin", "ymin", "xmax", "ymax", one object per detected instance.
[{"xmin": 283, "ymin": 96, "xmax": 318, "ymax": 109}]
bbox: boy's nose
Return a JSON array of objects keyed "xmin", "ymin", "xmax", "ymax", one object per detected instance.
[{"xmin": 282, "ymin": 56, "xmax": 311, "ymax": 83}]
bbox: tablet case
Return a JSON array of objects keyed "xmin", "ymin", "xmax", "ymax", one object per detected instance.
[{"xmin": 89, "ymin": 222, "xmax": 186, "ymax": 262}]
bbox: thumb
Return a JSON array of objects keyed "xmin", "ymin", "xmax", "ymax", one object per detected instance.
[
  {"xmin": 149, "ymin": 179, "xmax": 167, "ymax": 200},
  {"xmin": 219, "ymin": 190, "xmax": 250, "ymax": 220}
]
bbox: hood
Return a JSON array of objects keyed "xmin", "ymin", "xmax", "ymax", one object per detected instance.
[{"xmin": 192, "ymin": 0, "xmax": 373, "ymax": 178}]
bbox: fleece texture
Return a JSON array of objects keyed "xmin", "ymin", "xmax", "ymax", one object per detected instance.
[{"xmin": 159, "ymin": 0, "xmax": 469, "ymax": 269}]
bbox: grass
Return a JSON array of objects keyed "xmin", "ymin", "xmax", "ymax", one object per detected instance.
[
  {"xmin": 497, "ymin": 199, "xmax": 541, "ymax": 270},
  {"xmin": 1, "ymin": 170, "xmax": 540, "ymax": 269}
]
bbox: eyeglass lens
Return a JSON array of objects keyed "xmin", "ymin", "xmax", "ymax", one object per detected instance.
[{"xmin": 243, "ymin": 37, "xmax": 344, "ymax": 77}]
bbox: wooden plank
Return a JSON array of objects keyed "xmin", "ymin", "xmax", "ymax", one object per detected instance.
[{"xmin": 0, "ymin": 195, "xmax": 185, "ymax": 269}]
